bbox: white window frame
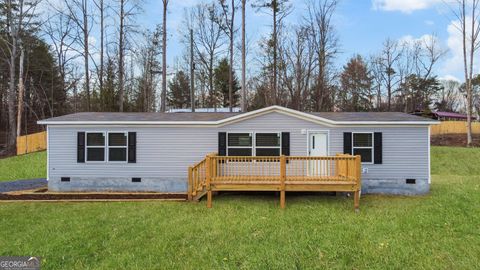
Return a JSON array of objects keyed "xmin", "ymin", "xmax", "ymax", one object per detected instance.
[
  {"xmin": 254, "ymin": 132, "xmax": 281, "ymax": 156},
  {"xmin": 107, "ymin": 131, "xmax": 129, "ymax": 163},
  {"xmin": 226, "ymin": 132, "xmax": 282, "ymax": 156},
  {"xmin": 85, "ymin": 131, "xmax": 107, "ymax": 163},
  {"xmin": 352, "ymin": 132, "xmax": 374, "ymax": 164},
  {"xmin": 226, "ymin": 132, "xmax": 253, "ymax": 156}
]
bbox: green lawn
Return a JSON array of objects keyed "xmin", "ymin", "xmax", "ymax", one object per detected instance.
[
  {"xmin": 0, "ymin": 151, "xmax": 46, "ymax": 181},
  {"xmin": 0, "ymin": 147, "xmax": 479, "ymax": 269}
]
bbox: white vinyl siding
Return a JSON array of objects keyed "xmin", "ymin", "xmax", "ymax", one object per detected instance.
[{"xmin": 47, "ymin": 111, "xmax": 430, "ymax": 192}]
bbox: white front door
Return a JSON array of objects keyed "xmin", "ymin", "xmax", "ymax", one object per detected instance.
[
  {"xmin": 309, "ymin": 132, "xmax": 328, "ymax": 157},
  {"xmin": 308, "ymin": 132, "xmax": 329, "ymax": 176}
]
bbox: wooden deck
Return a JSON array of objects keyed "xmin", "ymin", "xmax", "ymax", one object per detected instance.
[{"xmin": 188, "ymin": 154, "xmax": 362, "ymax": 210}]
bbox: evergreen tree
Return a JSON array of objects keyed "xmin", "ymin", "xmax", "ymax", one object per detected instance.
[
  {"xmin": 101, "ymin": 57, "xmax": 118, "ymax": 112},
  {"xmin": 168, "ymin": 71, "xmax": 191, "ymax": 109},
  {"xmin": 214, "ymin": 58, "xmax": 240, "ymax": 108},
  {"xmin": 339, "ymin": 55, "xmax": 373, "ymax": 111}
]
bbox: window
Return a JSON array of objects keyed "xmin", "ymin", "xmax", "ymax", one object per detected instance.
[
  {"xmin": 352, "ymin": 133, "xmax": 373, "ymax": 163},
  {"xmin": 86, "ymin": 132, "xmax": 105, "ymax": 161},
  {"xmin": 108, "ymin": 132, "xmax": 128, "ymax": 162},
  {"xmin": 226, "ymin": 132, "xmax": 282, "ymax": 156},
  {"xmin": 255, "ymin": 133, "xmax": 281, "ymax": 156},
  {"xmin": 227, "ymin": 133, "xmax": 252, "ymax": 156}
]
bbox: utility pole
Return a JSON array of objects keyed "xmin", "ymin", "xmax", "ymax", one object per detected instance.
[{"xmin": 190, "ymin": 29, "xmax": 195, "ymax": 112}]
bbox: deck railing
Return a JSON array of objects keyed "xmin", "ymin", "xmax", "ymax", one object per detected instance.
[
  {"xmin": 187, "ymin": 158, "xmax": 207, "ymax": 201},
  {"xmin": 188, "ymin": 154, "xmax": 362, "ymax": 210}
]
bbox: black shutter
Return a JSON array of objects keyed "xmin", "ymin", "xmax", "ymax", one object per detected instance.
[
  {"xmin": 281, "ymin": 132, "xmax": 290, "ymax": 156},
  {"xmin": 374, "ymin": 132, "xmax": 382, "ymax": 164},
  {"xmin": 128, "ymin": 132, "xmax": 136, "ymax": 163},
  {"xmin": 77, "ymin": 132, "xmax": 85, "ymax": 163},
  {"xmin": 343, "ymin": 132, "xmax": 352, "ymax": 155},
  {"xmin": 218, "ymin": 132, "xmax": 227, "ymax": 156}
]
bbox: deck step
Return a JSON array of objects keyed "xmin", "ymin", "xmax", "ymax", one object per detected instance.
[{"xmin": 192, "ymin": 188, "xmax": 208, "ymax": 202}]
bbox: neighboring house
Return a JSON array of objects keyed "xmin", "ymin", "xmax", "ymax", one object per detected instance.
[
  {"xmin": 433, "ymin": 111, "xmax": 469, "ymax": 121},
  {"xmin": 38, "ymin": 106, "xmax": 437, "ymax": 195}
]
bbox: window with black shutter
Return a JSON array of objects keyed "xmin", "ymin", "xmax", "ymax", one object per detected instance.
[
  {"xmin": 86, "ymin": 132, "xmax": 106, "ymax": 161},
  {"xmin": 227, "ymin": 133, "xmax": 253, "ymax": 156},
  {"xmin": 352, "ymin": 133, "xmax": 373, "ymax": 163},
  {"xmin": 108, "ymin": 132, "xmax": 128, "ymax": 162},
  {"xmin": 255, "ymin": 133, "xmax": 281, "ymax": 156}
]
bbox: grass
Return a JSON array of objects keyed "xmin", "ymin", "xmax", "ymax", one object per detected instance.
[
  {"xmin": 0, "ymin": 151, "xmax": 46, "ymax": 181},
  {"xmin": 0, "ymin": 147, "xmax": 479, "ymax": 269}
]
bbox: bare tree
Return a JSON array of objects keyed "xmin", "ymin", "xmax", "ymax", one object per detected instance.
[
  {"xmin": 219, "ymin": 0, "xmax": 236, "ymax": 112},
  {"xmin": 305, "ymin": 0, "xmax": 339, "ymax": 111},
  {"xmin": 0, "ymin": 0, "xmax": 41, "ymax": 151},
  {"xmin": 184, "ymin": 3, "xmax": 225, "ymax": 110},
  {"xmin": 93, "ymin": 0, "xmax": 107, "ymax": 108},
  {"xmin": 64, "ymin": 0, "xmax": 92, "ymax": 111},
  {"xmin": 378, "ymin": 38, "xmax": 403, "ymax": 111},
  {"xmin": 160, "ymin": 0, "xmax": 168, "ymax": 112},
  {"xmin": 253, "ymin": 0, "xmax": 292, "ymax": 105},
  {"xmin": 116, "ymin": 0, "xmax": 141, "ymax": 112},
  {"xmin": 436, "ymin": 80, "xmax": 461, "ymax": 112},
  {"xmin": 44, "ymin": 3, "xmax": 79, "ymax": 102},
  {"xmin": 280, "ymin": 26, "xmax": 314, "ymax": 110},
  {"xmin": 449, "ymin": 0, "xmax": 480, "ymax": 146}
]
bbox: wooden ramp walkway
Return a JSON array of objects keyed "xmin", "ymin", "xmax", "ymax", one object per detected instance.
[{"xmin": 188, "ymin": 154, "xmax": 362, "ymax": 211}]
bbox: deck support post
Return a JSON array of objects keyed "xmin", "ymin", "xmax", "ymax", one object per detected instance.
[
  {"xmin": 206, "ymin": 154, "xmax": 212, "ymax": 208},
  {"xmin": 187, "ymin": 166, "xmax": 193, "ymax": 201},
  {"xmin": 280, "ymin": 155, "xmax": 286, "ymax": 209},
  {"xmin": 354, "ymin": 155, "xmax": 362, "ymax": 212},
  {"xmin": 207, "ymin": 190, "xmax": 212, "ymax": 208},
  {"xmin": 354, "ymin": 190, "xmax": 360, "ymax": 212}
]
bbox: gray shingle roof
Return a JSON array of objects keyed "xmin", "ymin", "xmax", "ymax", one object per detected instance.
[
  {"xmin": 310, "ymin": 112, "xmax": 430, "ymax": 122},
  {"xmin": 38, "ymin": 107, "xmax": 434, "ymax": 124},
  {"xmin": 41, "ymin": 112, "xmax": 241, "ymax": 122}
]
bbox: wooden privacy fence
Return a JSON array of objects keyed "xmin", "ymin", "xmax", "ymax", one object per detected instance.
[
  {"xmin": 16, "ymin": 131, "xmax": 47, "ymax": 155},
  {"xmin": 431, "ymin": 121, "xmax": 480, "ymax": 135},
  {"xmin": 188, "ymin": 153, "xmax": 362, "ymax": 211}
]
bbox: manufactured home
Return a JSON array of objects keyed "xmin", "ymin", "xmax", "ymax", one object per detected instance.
[{"xmin": 38, "ymin": 106, "xmax": 437, "ymax": 207}]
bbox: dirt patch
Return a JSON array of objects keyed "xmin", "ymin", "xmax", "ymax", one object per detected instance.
[
  {"xmin": 0, "ymin": 191, "xmax": 187, "ymax": 201},
  {"xmin": 431, "ymin": 134, "xmax": 480, "ymax": 147}
]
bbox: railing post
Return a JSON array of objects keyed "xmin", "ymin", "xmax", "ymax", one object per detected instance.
[
  {"xmin": 206, "ymin": 154, "xmax": 213, "ymax": 208},
  {"xmin": 280, "ymin": 155, "xmax": 286, "ymax": 209},
  {"xmin": 335, "ymin": 153, "xmax": 341, "ymax": 177},
  {"xmin": 188, "ymin": 166, "xmax": 193, "ymax": 201}
]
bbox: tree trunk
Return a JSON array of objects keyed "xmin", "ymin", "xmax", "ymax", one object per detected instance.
[
  {"xmin": 228, "ymin": 0, "xmax": 235, "ymax": 112},
  {"xmin": 83, "ymin": 0, "xmax": 91, "ymax": 111},
  {"xmin": 241, "ymin": 0, "xmax": 246, "ymax": 112},
  {"xmin": 161, "ymin": 0, "xmax": 168, "ymax": 112},
  {"xmin": 272, "ymin": 2, "xmax": 278, "ymax": 105},
  {"xmin": 6, "ymin": 0, "xmax": 18, "ymax": 152},
  {"xmin": 118, "ymin": 0, "xmax": 125, "ymax": 112},
  {"xmin": 16, "ymin": 46, "xmax": 25, "ymax": 137},
  {"xmin": 467, "ymin": 0, "xmax": 478, "ymax": 146},
  {"xmin": 460, "ymin": 0, "xmax": 472, "ymax": 146},
  {"xmin": 99, "ymin": 0, "xmax": 104, "ymax": 110},
  {"xmin": 190, "ymin": 28, "xmax": 195, "ymax": 112}
]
